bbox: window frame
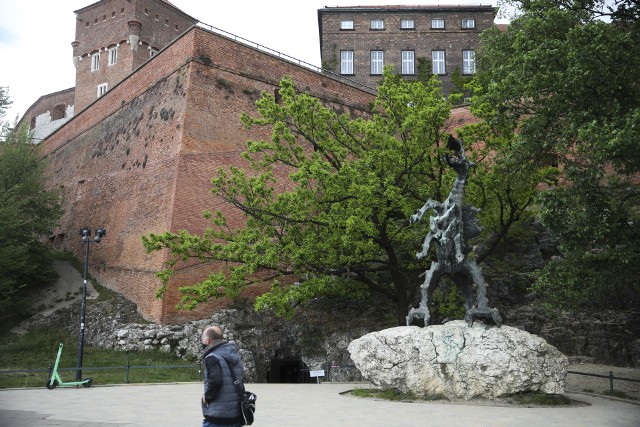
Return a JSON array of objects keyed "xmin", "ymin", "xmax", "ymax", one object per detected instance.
[
  {"xmin": 108, "ymin": 46, "xmax": 118, "ymax": 66},
  {"xmin": 370, "ymin": 19, "xmax": 384, "ymax": 30},
  {"xmin": 340, "ymin": 20, "xmax": 354, "ymax": 30},
  {"xmin": 463, "ymin": 50, "xmax": 476, "ymax": 75},
  {"xmin": 91, "ymin": 52, "xmax": 100, "ymax": 71},
  {"xmin": 340, "ymin": 50, "xmax": 354, "ymax": 75},
  {"xmin": 431, "ymin": 18, "xmax": 445, "ymax": 29},
  {"xmin": 400, "ymin": 19, "xmax": 415, "ymax": 29},
  {"xmin": 370, "ymin": 50, "xmax": 384, "ymax": 75},
  {"xmin": 401, "ymin": 50, "xmax": 415, "ymax": 75},
  {"xmin": 461, "ymin": 19, "xmax": 476, "ymax": 29},
  {"xmin": 96, "ymin": 83, "xmax": 108, "ymax": 98},
  {"xmin": 432, "ymin": 50, "xmax": 446, "ymax": 75}
]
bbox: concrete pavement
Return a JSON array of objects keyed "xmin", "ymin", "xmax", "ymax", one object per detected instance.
[{"xmin": 1, "ymin": 382, "xmax": 639, "ymax": 427}]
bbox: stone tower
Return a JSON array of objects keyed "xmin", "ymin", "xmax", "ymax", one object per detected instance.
[{"xmin": 71, "ymin": 0, "xmax": 197, "ymax": 112}]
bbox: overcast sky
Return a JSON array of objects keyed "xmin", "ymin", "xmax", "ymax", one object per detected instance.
[{"xmin": 0, "ymin": 0, "xmax": 506, "ymax": 123}]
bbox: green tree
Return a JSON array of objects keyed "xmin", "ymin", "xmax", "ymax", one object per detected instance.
[
  {"xmin": 144, "ymin": 69, "xmax": 466, "ymax": 325},
  {"xmin": 0, "ymin": 127, "xmax": 64, "ymax": 318},
  {"xmin": 471, "ymin": 0, "xmax": 640, "ymax": 308},
  {"xmin": 0, "ymin": 87, "xmax": 10, "ymax": 120}
]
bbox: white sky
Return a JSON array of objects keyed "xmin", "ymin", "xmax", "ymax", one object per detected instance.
[{"xmin": 0, "ymin": 0, "xmax": 505, "ymax": 123}]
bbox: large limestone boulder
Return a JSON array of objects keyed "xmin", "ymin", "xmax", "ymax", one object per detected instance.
[{"xmin": 348, "ymin": 320, "xmax": 568, "ymax": 400}]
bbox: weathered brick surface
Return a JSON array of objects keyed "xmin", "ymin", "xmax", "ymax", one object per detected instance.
[
  {"xmin": 42, "ymin": 26, "xmax": 376, "ymax": 324},
  {"xmin": 319, "ymin": 5, "xmax": 494, "ymax": 93},
  {"xmin": 18, "ymin": 88, "xmax": 75, "ymax": 130}
]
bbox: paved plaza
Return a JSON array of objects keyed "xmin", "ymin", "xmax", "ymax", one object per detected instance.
[{"xmin": 1, "ymin": 382, "xmax": 639, "ymax": 426}]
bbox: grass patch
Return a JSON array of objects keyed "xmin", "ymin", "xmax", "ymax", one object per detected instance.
[
  {"xmin": 0, "ymin": 328, "xmax": 199, "ymax": 389},
  {"xmin": 508, "ymin": 391, "xmax": 573, "ymax": 406},
  {"xmin": 351, "ymin": 388, "xmax": 447, "ymax": 402},
  {"xmin": 601, "ymin": 389, "xmax": 638, "ymax": 400},
  {"xmin": 91, "ymin": 278, "xmax": 118, "ymax": 302}
]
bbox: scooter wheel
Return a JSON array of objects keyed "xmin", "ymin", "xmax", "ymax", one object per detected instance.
[
  {"xmin": 46, "ymin": 379, "xmax": 58, "ymax": 390},
  {"xmin": 82, "ymin": 377, "xmax": 93, "ymax": 387}
]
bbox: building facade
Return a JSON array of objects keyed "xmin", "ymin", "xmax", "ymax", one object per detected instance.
[
  {"xmin": 32, "ymin": 1, "xmax": 478, "ymax": 324},
  {"xmin": 19, "ymin": 0, "xmax": 197, "ymax": 141},
  {"xmin": 42, "ymin": 20, "xmax": 376, "ymax": 324},
  {"xmin": 318, "ymin": 5, "xmax": 496, "ymax": 93},
  {"xmin": 71, "ymin": 0, "xmax": 198, "ymax": 113}
]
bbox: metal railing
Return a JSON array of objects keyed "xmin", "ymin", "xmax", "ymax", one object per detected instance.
[
  {"xmin": 0, "ymin": 362, "xmax": 202, "ymax": 386},
  {"xmin": 567, "ymin": 370, "xmax": 640, "ymax": 392},
  {"xmin": 194, "ymin": 21, "xmax": 378, "ymax": 94}
]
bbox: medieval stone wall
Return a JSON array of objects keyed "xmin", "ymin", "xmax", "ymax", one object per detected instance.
[{"xmin": 42, "ymin": 26, "xmax": 376, "ymax": 324}]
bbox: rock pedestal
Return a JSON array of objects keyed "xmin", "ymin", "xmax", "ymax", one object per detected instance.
[{"xmin": 348, "ymin": 321, "xmax": 568, "ymax": 400}]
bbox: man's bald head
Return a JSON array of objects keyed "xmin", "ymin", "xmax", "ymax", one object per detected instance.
[{"xmin": 202, "ymin": 326, "xmax": 223, "ymax": 347}]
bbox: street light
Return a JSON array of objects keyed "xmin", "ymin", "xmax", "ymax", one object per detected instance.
[{"xmin": 76, "ymin": 226, "xmax": 106, "ymax": 382}]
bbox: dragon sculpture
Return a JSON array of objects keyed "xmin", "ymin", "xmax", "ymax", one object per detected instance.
[{"xmin": 407, "ymin": 135, "xmax": 502, "ymax": 327}]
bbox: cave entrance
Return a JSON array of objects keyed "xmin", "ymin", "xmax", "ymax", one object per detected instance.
[{"xmin": 267, "ymin": 359, "xmax": 312, "ymax": 383}]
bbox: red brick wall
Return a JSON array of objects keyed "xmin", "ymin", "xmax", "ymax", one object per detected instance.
[{"xmin": 42, "ymin": 26, "xmax": 376, "ymax": 324}]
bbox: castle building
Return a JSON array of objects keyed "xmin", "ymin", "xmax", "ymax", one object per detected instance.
[
  {"xmin": 39, "ymin": 0, "xmax": 376, "ymax": 323},
  {"xmin": 19, "ymin": 0, "xmax": 197, "ymax": 142},
  {"xmin": 318, "ymin": 5, "xmax": 496, "ymax": 93},
  {"xmin": 26, "ymin": 1, "xmax": 479, "ymax": 324}
]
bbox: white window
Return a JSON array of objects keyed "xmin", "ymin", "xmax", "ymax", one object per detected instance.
[
  {"xmin": 108, "ymin": 46, "xmax": 118, "ymax": 66},
  {"xmin": 340, "ymin": 51, "xmax": 354, "ymax": 74},
  {"xmin": 149, "ymin": 48, "xmax": 158, "ymax": 58},
  {"xmin": 97, "ymin": 83, "xmax": 108, "ymax": 97},
  {"xmin": 431, "ymin": 18, "xmax": 444, "ymax": 28},
  {"xmin": 340, "ymin": 20, "xmax": 354, "ymax": 30},
  {"xmin": 401, "ymin": 19, "xmax": 415, "ymax": 29},
  {"xmin": 370, "ymin": 19, "xmax": 384, "ymax": 30},
  {"xmin": 432, "ymin": 50, "xmax": 445, "ymax": 75},
  {"xmin": 371, "ymin": 51, "xmax": 383, "ymax": 75},
  {"xmin": 463, "ymin": 50, "xmax": 476, "ymax": 74},
  {"xmin": 462, "ymin": 19, "xmax": 475, "ymax": 29},
  {"xmin": 91, "ymin": 52, "xmax": 100, "ymax": 71},
  {"xmin": 402, "ymin": 51, "xmax": 415, "ymax": 75},
  {"xmin": 432, "ymin": 18, "xmax": 445, "ymax": 29}
]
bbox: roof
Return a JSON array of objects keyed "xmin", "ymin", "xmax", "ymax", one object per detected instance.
[
  {"xmin": 319, "ymin": 4, "xmax": 496, "ymax": 12},
  {"xmin": 74, "ymin": 0, "xmax": 197, "ymax": 23}
]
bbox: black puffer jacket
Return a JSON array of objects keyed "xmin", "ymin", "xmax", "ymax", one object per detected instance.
[{"xmin": 202, "ymin": 340, "xmax": 244, "ymax": 424}]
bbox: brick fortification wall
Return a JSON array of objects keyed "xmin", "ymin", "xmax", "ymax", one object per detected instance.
[{"xmin": 43, "ymin": 26, "xmax": 375, "ymax": 324}]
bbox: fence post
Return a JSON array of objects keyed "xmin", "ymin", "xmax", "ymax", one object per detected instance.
[
  {"xmin": 609, "ymin": 370, "xmax": 614, "ymax": 392},
  {"xmin": 126, "ymin": 360, "xmax": 130, "ymax": 384}
]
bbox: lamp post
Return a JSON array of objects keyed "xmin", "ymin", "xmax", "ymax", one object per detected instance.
[{"xmin": 76, "ymin": 226, "xmax": 106, "ymax": 382}]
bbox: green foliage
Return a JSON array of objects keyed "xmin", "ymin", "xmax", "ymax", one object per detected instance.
[
  {"xmin": 0, "ymin": 86, "xmax": 10, "ymax": 121},
  {"xmin": 470, "ymin": 0, "xmax": 640, "ymax": 308},
  {"xmin": 144, "ymin": 68, "xmax": 462, "ymax": 325},
  {"xmin": 430, "ymin": 283, "xmax": 465, "ymax": 321},
  {"xmin": 0, "ymin": 127, "xmax": 63, "ymax": 319}
]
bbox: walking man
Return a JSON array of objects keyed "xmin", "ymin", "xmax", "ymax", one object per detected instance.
[{"xmin": 201, "ymin": 326, "xmax": 245, "ymax": 427}]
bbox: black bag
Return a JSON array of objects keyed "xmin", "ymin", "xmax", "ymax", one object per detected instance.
[
  {"xmin": 223, "ymin": 356, "xmax": 256, "ymax": 426},
  {"xmin": 240, "ymin": 390, "xmax": 257, "ymax": 425}
]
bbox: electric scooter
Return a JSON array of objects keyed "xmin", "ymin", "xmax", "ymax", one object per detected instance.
[{"xmin": 46, "ymin": 343, "xmax": 93, "ymax": 389}]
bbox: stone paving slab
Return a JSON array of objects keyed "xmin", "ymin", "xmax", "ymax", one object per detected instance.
[{"xmin": 1, "ymin": 382, "xmax": 639, "ymax": 427}]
